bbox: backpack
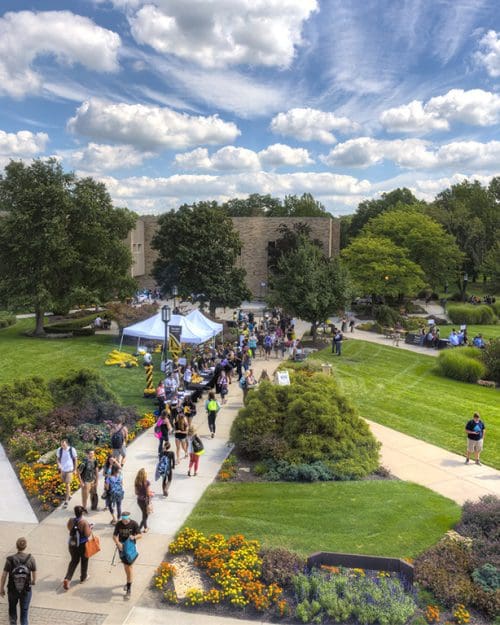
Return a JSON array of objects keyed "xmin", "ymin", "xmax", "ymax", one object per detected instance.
[
  {"xmin": 239, "ymin": 376, "xmax": 247, "ymax": 389},
  {"xmin": 155, "ymin": 454, "xmax": 171, "ymax": 480},
  {"xmin": 192, "ymin": 435, "xmax": 204, "ymax": 455},
  {"xmin": 121, "ymin": 538, "xmax": 138, "ymax": 565},
  {"xmin": 69, "ymin": 518, "xmax": 81, "ymax": 548},
  {"xmin": 57, "ymin": 446, "xmax": 76, "ymax": 469},
  {"xmin": 111, "ymin": 426, "xmax": 124, "ymax": 449},
  {"xmin": 9, "ymin": 555, "xmax": 31, "ymax": 595},
  {"xmin": 108, "ymin": 476, "xmax": 124, "ymax": 501},
  {"xmin": 207, "ymin": 399, "xmax": 218, "ymax": 412},
  {"xmin": 264, "ymin": 335, "xmax": 272, "ymax": 347}
]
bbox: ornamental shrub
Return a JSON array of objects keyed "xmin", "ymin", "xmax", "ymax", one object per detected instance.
[
  {"xmin": 455, "ymin": 495, "xmax": 500, "ymax": 567},
  {"xmin": 480, "ymin": 338, "xmax": 500, "ymax": 384},
  {"xmin": 447, "ymin": 304, "xmax": 497, "ymax": 325},
  {"xmin": 472, "ymin": 563, "xmax": 499, "ymax": 593},
  {"xmin": 0, "ymin": 311, "xmax": 16, "ymax": 328},
  {"xmin": 48, "ymin": 368, "xmax": 118, "ymax": 408},
  {"xmin": 261, "ymin": 547, "xmax": 305, "ymax": 590},
  {"xmin": 374, "ymin": 304, "xmax": 401, "ymax": 328},
  {"xmin": 436, "ymin": 351, "xmax": 487, "ymax": 383},
  {"xmin": 230, "ymin": 372, "xmax": 380, "ymax": 480},
  {"xmin": 0, "ymin": 377, "xmax": 54, "ymax": 437}
]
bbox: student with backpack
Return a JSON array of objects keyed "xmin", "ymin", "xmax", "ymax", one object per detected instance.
[
  {"xmin": 156, "ymin": 441, "xmax": 175, "ymax": 496},
  {"xmin": 113, "ymin": 512, "xmax": 142, "ymax": 599},
  {"xmin": 204, "ymin": 390, "xmax": 221, "ymax": 438},
  {"xmin": 56, "ymin": 438, "xmax": 77, "ymax": 509},
  {"xmin": 77, "ymin": 449, "xmax": 99, "ymax": 511},
  {"xmin": 134, "ymin": 468, "xmax": 153, "ymax": 533},
  {"xmin": 1, "ymin": 537, "xmax": 36, "ymax": 625},
  {"xmin": 154, "ymin": 410, "xmax": 172, "ymax": 458},
  {"xmin": 187, "ymin": 426, "xmax": 204, "ymax": 476},
  {"xmin": 62, "ymin": 506, "xmax": 92, "ymax": 591},
  {"xmin": 105, "ymin": 464, "xmax": 124, "ymax": 525},
  {"xmin": 110, "ymin": 418, "xmax": 128, "ymax": 466}
]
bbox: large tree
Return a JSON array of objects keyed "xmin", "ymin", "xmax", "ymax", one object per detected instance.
[
  {"xmin": 222, "ymin": 192, "xmax": 330, "ymax": 217},
  {"xmin": 341, "ymin": 235, "xmax": 426, "ymax": 301},
  {"xmin": 428, "ymin": 179, "xmax": 500, "ymax": 286},
  {"xmin": 269, "ymin": 234, "xmax": 350, "ymax": 343},
  {"xmin": 152, "ymin": 202, "xmax": 251, "ymax": 315},
  {"xmin": 0, "ymin": 159, "xmax": 136, "ymax": 335},
  {"xmin": 362, "ymin": 207, "xmax": 463, "ymax": 290}
]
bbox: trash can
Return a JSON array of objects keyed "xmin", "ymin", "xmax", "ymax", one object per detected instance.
[{"xmin": 321, "ymin": 364, "xmax": 332, "ymax": 375}]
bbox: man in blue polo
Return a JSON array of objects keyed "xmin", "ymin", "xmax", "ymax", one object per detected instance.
[{"xmin": 465, "ymin": 412, "xmax": 486, "ymax": 465}]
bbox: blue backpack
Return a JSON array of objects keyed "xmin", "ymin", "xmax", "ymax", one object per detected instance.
[
  {"xmin": 122, "ymin": 538, "xmax": 138, "ymax": 565},
  {"xmin": 155, "ymin": 455, "xmax": 171, "ymax": 481}
]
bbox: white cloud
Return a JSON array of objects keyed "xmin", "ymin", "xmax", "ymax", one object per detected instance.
[
  {"xmin": 175, "ymin": 143, "xmax": 312, "ymax": 171},
  {"xmin": 63, "ymin": 143, "xmax": 152, "ymax": 172},
  {"xmin": 258, "ymin": 143, "xmax": 313, "ymax": 167},
  {"xmin": 322, "ymin": 137, "xmax": 500, "ymax": 173},
  {"xmin": 476, "ymin": 30, "xmax": 500, "ymax": 77},
  {"xmin": 67, "ymin": 99, "xmax": 240, "ymax": 150},
  {"xmin": 270, "ymin": 108, "xmax": 357, "ymax": 143},
  {"xmin": 129, "ymin": 0, "xmax": 318, "ymax": 69},
  {"xmin": 0, "ymin": 130, "xmax": 48, "ymax": 156},
  {"xmin": 380, "ymin": 100, "xmax": 449, "ymax": 134},
  {"xmin": 381, "ymin": 89, "xmax": 500, "ymax": 133},
  {"xmin": 0, "ymin": 11, "xmax": 121, "ymax": 98}
]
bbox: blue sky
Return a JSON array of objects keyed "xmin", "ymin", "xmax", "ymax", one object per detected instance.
[{"xmin": 1, "ymin": 0, "xmax": 499, "ymax": 215}]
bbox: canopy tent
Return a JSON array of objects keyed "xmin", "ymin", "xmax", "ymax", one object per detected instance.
[
  {"xmin": 120, "ymin": 312, "xmax": 214, "ymax": 348},
  {"xmin": 186, "ymin": 309, "xmax": 223, "ymax": 338}
]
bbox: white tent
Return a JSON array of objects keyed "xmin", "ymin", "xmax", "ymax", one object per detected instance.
[
  {"xmin": 186, "ymin": 309, "xmax": 223, "ymax": 338},
  {"xmin": 120, "ymin": 312, "xmax": 213, "ymax": 347}
]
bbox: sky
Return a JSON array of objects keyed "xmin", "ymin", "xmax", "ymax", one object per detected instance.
[{"xmin": 1, "ymin": 1, "xmax": 500, "ymax": 216}]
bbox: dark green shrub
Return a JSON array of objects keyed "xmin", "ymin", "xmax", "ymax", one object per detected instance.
[
  {"xmin": 455, "ymin": 495, "xmax": 500, "ymax": 567},
  {"xmin": 44, "ymin": 313, "xmax": 98, "ymax": 333},
  {"xmin": 0, "ymin": 311, "xmax": 16, "ymax": 328},
  {"xmin": 436, "ymin": 350, "xmax": 487, "ymax": 383},
  {"xmin": 481, "ymin": 338, "xmax": 500, "ymax": 384},
  {"xmin": 261, "ymin": 547, "xmax": 305, "ymax": 590},
  {"xmin": 0, "ymin": 377, "xmax": 54, "ymax": 437},
  {"xmin": 447, "ymin": 304, "xmax": 497, "ymax": 325},
  {"xmin": 374, "ymin": 304, "xmax": 400, "ymax": 327},
  {"xmin": 262, "ymin": 459, "xmax": 335, "ymax": 482},
  {"xmin": 230, "ymin": 373, "xmax": 380, "ymax": 480},
  {"xmin": 48, "ymin": 369, "xmax": 118, "ymax": 408},
  {"xmin": 472, "ymin": 563, "xmax": 499, "ymax": 592}
]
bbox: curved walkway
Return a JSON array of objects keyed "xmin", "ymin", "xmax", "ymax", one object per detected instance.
[{"xmin": 0, "ymin": 316, "xmax": 499, "ymax": 625}]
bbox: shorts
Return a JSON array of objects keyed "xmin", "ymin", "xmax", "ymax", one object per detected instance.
[
  {"xmin": 61, "ymin": 470, "xmax": 73, "ymax": 484},
  {"xmin": 112, "ymin": 446, "xmax": 127, "ymax": 459},
  {"xmin": 467, "ymin": 438, "xmax": 483, "ymax": 453},
  {"xmin": 220, "ymin": 387, "xmax": 228, "ymax": 396},
  {"xmin": 175, "ymin": 433, "xmax": 187, "ymax": 440}
]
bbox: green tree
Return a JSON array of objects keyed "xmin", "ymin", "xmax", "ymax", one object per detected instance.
[
  {"xmin": 281, "ymin": 193, "xmax": 330, "ymax": 217},
  {"xmin": 152, "ymin": 202, "xmax": 251, "ymax": 314},
  {"xmin": 269, "ymin": 234, "xmax": 350, "ymax": 343},
  {"xmin": 0, "ymin": 159, "xmax": 136, "ymax": 335},
  {"xmin": 222, "ymin": 194, "xmax": 281, "ymax": 216},
  {"xmin": 341, "ymin": 235, "xmax": 425, "ymax": 300},
  {"xmin": 363, "ymin": 207, "xmax": 463, "ymax": 290},
  {"xmin": 481, "ymin": 242, "xmax": 500, "ymax": 292},
  {"xmin": 428, "ymin": 179, "xmax": 499, "ymax": 286},
  {"xmin": 347, "ymin": 188, "xmax": 422, "ymax": 242}
]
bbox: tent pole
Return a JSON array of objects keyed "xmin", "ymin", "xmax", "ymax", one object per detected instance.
[{"xmin": 119, "ymin": 333, "xmax": 124, "ymax": 352}]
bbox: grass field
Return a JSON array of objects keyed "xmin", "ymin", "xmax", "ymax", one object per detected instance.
[
  {"xmin": 320, "ymin": 341, "xmax": 500, "ymax": 468},
  {"xmin": 184, "ymin": 481, "xmax": 461, "ymax": 558},
  {"xmin": 0, "ymin": 318, "xmax": 155, "ymax": 413},
  {"xmin": 458, "ymin": 324, "xmax": 500, "ymax": 340}
]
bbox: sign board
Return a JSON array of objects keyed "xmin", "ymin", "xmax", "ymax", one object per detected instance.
[
  {"xmin": 276, "ymin": 370, "xmax": 290, "ymax": 385},
  {"xmin": 169, "ymin": 324, "xmax": 182, "ymax": 343}
]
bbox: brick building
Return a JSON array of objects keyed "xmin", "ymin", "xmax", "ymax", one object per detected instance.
[{"xmin": 128, "ymin": 215, "xmax": 340, "ymax": 297}]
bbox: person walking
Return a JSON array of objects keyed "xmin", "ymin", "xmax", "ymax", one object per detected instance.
[
  {"xmin": 465, "ymin": 412, "xmax": 486, "ymax": 465},
  {"xmin": 56, "ymin": 438, "xmax": 77, "ymax": 509},
  {"xmin": 158, "ymin": 440, "xmax": 176, "ymax": 496},
  {"xmin": 205, "ymin": 391, "xmax": 221, "ymax": 438},
  {"xmin": 1, "ymin": 537, "xmax": 36, "ymax": 625},
  {"xmin": 105, "ymin": 464, "xmax": 124, "ymax": 525},
  {"xmin": 155, "ymin": 410, "xmax": 172, "ymax": 458},
  {"xmin": 62, "ymin": 505, "xmax": 92, "ymax": 590},
  {"xmin": 333, "ymin": 329, "xmax": 343, "ymax": 356},
  {"xmin": 134, "ymin": 468, "xmax": 153, "ymax": 533},
  {"xmin": 173, "ymin": 411, "xmax": 189, "ymax": 463},
  {"xmin": 110, "ymin": 418, "xmax": 128, "ymax": 466},
  {"xmin": 187, "ymin": 426, "xmax": 204, "ymax": 476},
  {"xmin": 113, "ymin": 512, "xmax": 142, "ymax": 600},
  {"xmin": 217, "ymin": 370, "xmax": 229, "ymax": 405},
  {"xmin": 77, "ymin": 449, "xmax": 99, "ymax": 511}
]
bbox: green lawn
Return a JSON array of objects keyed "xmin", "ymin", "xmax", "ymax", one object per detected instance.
[
  {"xmin": 320, "ymin": 341, "xmax": 500, "ymax": 468},
  {"xmin": 0, "ymin": 318, "xmax": 156, "ymax": 413},
  {"xmin": 184, "ymin": 481, "xmax": 460, "ymax": 559},
  {"xmin": 460, "ymin": 324, "xmax": 500, "ymax": 340}
]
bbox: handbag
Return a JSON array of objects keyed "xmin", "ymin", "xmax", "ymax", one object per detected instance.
[{"xmin": 84, "ymin": 533, "xmax": 101, "ymax": 558}]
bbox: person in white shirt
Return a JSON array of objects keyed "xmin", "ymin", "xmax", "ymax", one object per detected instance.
[
  {"xmin": 164, "ymin": 373, "xmax": 177, "ymax": 399},
  {"xmin": 56, "ymin": 439, "xmax": 77, "ymax": 508},
  {"xmin": 183, "ymin": 365, "xmax": 192, "ymax": 388}
]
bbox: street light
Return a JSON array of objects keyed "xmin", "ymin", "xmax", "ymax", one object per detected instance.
[
  {"xmin": 172, "ymin": 285, "xmax": 178, "ymax": 310},
  {"xmin": 161, "ymin": 304, "xmax": 171, "ymax": 367}
]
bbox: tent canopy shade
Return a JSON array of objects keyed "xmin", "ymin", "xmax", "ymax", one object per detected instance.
[
  {"xmin": 121, "ymin": 312, "xmax": 213, "ymax": 344},
  {"xmin": 185, "ymin": 309, "xmax": 223, "ymax": 337}
]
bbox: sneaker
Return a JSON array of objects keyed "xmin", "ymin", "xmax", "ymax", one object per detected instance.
[
  {"xmin": 62, "ymin": 501, "xmax": 68, "ymax": 508},
  {"xmin": 475, "ymin": 460, "xmax": 482, "ymax": 466},
  {"xmin": 125, "ymin": 588, "xmax": 131, "ymax": 600},
  {"xmin": 211, "ymin": 432, "xmax": 214, "ymax": 438},
  {"xmin": 80, "ymin": 576, "xmax": 90, "ymax": 583},
  {"xmin": 465, "ymin": 458, "xmax": 469, "ymax": 464},
  {"xmin": 63, "ymin": 579, "xmax": 70, "ymax": 591},
  {"xmin": 187, "ymin": 471, "xmax": 191, "ymax": 476}
]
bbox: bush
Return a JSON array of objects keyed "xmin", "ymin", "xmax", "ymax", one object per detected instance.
[
  {"xmin": 0, "ymin": 311, "xmax": 16, "ymax": 328},
  {"xmin": 230, "ymin": 372, "xmax": 380, "ymax": 480},
  {"xmin": 481, "ymin": 338, "xmax": 500, "ymax": 384},
  {"xmin": 455, "ymin": 495, "xmax": 500, "ymax": 567},
  {"xmin": 48, "ymin": 369, "xmax": 118, "ymax": 408},
  {"xmin": 447, "ymin": 304, "xmax": 497, "ymax": 325},
  {"xmin": 44, "ymin": 313, "xmax": 98, "ymax": 333},
  {"xmin": 472, "ymin": 563, "xmax": 499, "ymax": 592},
  {"xmin": 261, "ymin": 547, "xmax": 305, "ymax": 590},
  {"xmin": 0, "ymin": 377, "xmax": 54, "ymax": 438},
  {"xmin": 261, "ymin": 459, "xmax": 336, "ymax": 482},
  {"xmin": 374, "ymin": 304, "xmax": 401, "ymax": 328},
  {"xmin": 490, "ymin": 301, "xmax": 500, "ymax": 317},
  {"xmin": 436, "ymin": 351, "xmax": 487, "ymax": 383}
]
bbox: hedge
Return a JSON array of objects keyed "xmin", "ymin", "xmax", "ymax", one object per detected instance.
[
  {"xmin": 436, "ymin": 350, "xmax": 487, "ymax": 383},
  {"xmin": 447, "ymin": 304, "xmax": 497, "ymax": 325},
  {"xmin": 44, "ymin": 313, "xmax": 98, "ymax": 334},
  {"xmin": 0, "ymin": 311, "xmax": 16, "ymax": 329}
]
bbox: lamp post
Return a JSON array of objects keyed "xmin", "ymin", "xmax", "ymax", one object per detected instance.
[
  {"xmin": 172, "ymin": 285, "xmax": 178, "ymax": 311},
  {"xmin": 161, "ymin": 304, "xmax": 171, "ymax": 368}
]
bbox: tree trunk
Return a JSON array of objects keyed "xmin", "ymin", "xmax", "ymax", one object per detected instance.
[
  {"xmin": 311, "ymin": 321, "xmax": 317, "ymax": 346},
  {"xmin": 34, "ymin": 306, "xmax": 45, "ymax": 336}
]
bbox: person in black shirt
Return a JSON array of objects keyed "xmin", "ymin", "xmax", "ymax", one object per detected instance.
[
  {"xmin": 1, "ymin": 537, "xmax": 36, "ymax": 625},
  {"xmin": 160, "ymin": 440, "xmax": 176, "ymax": 496},
  {"xmin": 113, "ymin": 512, "xmax": 141, "ymax": 599},
  {"xmin": 465, "ymin": 412, "xmax": 486, "ymax": 465}
]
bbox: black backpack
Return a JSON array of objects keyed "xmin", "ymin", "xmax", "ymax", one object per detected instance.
[
  {"xmin": 68, "ymin": 518, "xmax": 81, "ymax": 548},
  {"xmin": 9, "ymin": 555, "xmax": 31, "ymax": 595},
  {"xmin": 111, "ymin": 426, "xmax": 124, "ymax": 449}
]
